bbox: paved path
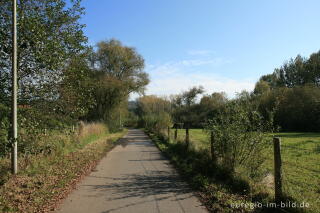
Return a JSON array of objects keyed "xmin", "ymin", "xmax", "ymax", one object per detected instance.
[{"xmin": 56, "ymin": 129, "xmax": 208, "ymax": 213}]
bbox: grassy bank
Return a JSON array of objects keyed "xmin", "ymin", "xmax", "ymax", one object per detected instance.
[
  {"xmin": 0, "ymin": 123, "xmax": 127, "ymax": 212},
  {"xmin": 166, "ymin": 129, "xmax": 319, "ymax": 212}
]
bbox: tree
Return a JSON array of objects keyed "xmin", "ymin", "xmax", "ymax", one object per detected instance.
[
  {"xmin": 273, "ymin": 85, "xmax": 320, "ymax": 131},
  {"xmin": 135, "ymin": 96, "xmax": 171, "ymax": 132},
  {"xmin": 91, "ymin": 39, "xmax": 149, "ymax": 95},
  {"xmin": 199, "ymin": 92, "xmax": 227, "ymax": 123},
  {"xmin": 305, "ymin": 51, "xmax": 320, "ymax": 86},
  {"xmin": 261, "ymin": 51, "xmax": 320, "ymax": 89},
  {"xmin": 0, "ymin": 0, "xmax": 90, "ymax": 156},
  {"xmin": 254, "ymin": 50, "xmax": 320, "ymax": 132},
  {"xmin": 57, "ymin": 53, "xmax": 96, "ymax": 119},
  {"xmin": 275, "ymin": 55, "xmax": 307, "ymax": 87},
  {"xmin": 0, "ymin": 0, "xmax": 88, "ymax": 105},
  {"xmin": 260, "ymin": 74, "xmax": 277, "ymax": 87},
  {"xmin": 253, "ymin": 80, "xmax": 270, "ymax": 95},
  {"xmin": 171, "ymin": 86, "xmax": 204, "ymax": 128},
  {"xmin": 87, "ymin": 39, "xmax": 149, "ymax": 129}
]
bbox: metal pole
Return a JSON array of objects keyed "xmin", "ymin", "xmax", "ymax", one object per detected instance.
[{"xmin": 11, "ymin": 0, "xmax": 18, "ymax": 174}]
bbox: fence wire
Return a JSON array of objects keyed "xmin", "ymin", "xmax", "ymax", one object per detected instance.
[{"xmin": 163, "ymin": 128, "xmax": 320, "ymax": 212}]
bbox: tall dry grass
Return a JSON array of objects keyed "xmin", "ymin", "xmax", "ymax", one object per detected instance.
[
  {"xmin": 0, "ymin": 122, "xmax": 109, "ymax": 185},
  {"xmin": 77, "ymin": 122, "xmax": 109, "ymax": 140}
]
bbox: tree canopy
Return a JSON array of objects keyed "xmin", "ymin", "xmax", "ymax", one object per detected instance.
[
  {"xmin": 0, "ymin": 0, "xmax": 87, "ymax": 105},
  {"xmin": 258, "ymin": 51, "xmax": 320, "ymax": 89},
  {"xmin": 87, "ymin": 39, "xmax": 149, "ymax": 127}
]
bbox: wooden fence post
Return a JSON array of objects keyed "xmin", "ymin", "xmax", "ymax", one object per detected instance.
[
  {"xmin": 185, "ymin": 127, "xmax": 189, "ymax": 149},
  {"xmin": 167, "ymin": 126, "xmax": 170, "ymax": 142},
  {"xmin": 210, "ymin": 131, "xmax": 216, "ymax": 162},
  {"xmin": 174, "ymin": 127, "xmax": 177, "ymax": 140},
  {"xmin": 273, "ymin": 137, "xmax": 282, "ymax": 203}
]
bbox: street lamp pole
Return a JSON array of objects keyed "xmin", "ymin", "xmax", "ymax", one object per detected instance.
[{"xmin": 11, "ymin": 0, "xmax": 18, "ymax": 174}]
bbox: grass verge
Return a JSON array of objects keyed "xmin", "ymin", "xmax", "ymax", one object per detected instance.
[{"xmin": 0, "ymin": 124, "xmax": 127, "ymax": 212}]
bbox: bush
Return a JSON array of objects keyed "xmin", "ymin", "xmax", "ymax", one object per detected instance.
[
  {"xmin": 1, "ymin": 105, "xmax": 110, "ymax": 157},
  {"xmin": 135, "ymin": 95, "xmax": 172, "ymax": 132},
  {"xmin": 124, "ymin": 112, "xmax": 139, "ymax": 127},
  {"xmin": 15, "ymin": 122, "xmax": 108, "ymax": 156},
  {"xmin": 206, "ymin": 99, "xmax": 273, "ymax": 178},
  {"xmin": 142, "ymin": 112, "xmax": 171, "ymax": 133}
]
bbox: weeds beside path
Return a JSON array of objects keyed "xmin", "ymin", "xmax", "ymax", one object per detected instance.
[{"xmin": 0, "ymin": 127, "xmax": 127, "ymax": 213}]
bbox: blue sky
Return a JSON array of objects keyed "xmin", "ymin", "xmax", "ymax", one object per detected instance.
[{"xmin": 80, "ymin": 0, "xmax": 320, "ymax": 98}]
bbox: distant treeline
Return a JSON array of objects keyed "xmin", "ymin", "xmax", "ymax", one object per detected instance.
[
  {"xmin": 255, "ymin": 51, "xmax": 320, "ymax": 131},
  {"xmin": 133, "ymin": 50, "xmax": 320, "ymax": 133}
]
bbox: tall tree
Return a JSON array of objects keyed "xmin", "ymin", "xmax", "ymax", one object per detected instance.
[
  {"xmin": 92, "ymin": 39, "xmax": 149, "ymax": 95},
  {"xmin": 57, "ymin": 52, "xmax": 96, "ymax": 119},
  {"xmin": 275, "ymin": 55, "xmax": 307, "ymax": 87},
  {"xmin": 0, "ymin": 0, "xmax": 87, "ymax": 106},
  {"xmin": 305, "ymin": 51, "xmax": 320, "ymax": 86},
  {"xmin": 258, "ymin": 50, "xmax": 320, "ymax": 89},
  {"xmin": 88, "ymin": 39, "xmax": 149, "ymax": 127}
]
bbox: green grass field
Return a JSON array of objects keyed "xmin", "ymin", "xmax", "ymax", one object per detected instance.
[
  {"xmin": 171, "ymin": 129, "xmax": 210, "ymax": 150},
  {"xmin": 168, "ymin": 129, "xmax": 320, "ymax": 212},
  {"xmin": 265, "ymin": 132, "xmax": 320, "ymax": 212}
]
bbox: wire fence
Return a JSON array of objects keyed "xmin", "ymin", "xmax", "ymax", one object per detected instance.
[
  {"xmin": 280, "ymin": 143, "xmax": 320, "ymax": 212},
  {"xmin": 161, "ymin": 127, "xmax": 320, "ymax": 213}
]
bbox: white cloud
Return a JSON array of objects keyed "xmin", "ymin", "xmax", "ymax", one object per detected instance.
[
  {"xmin": 187, "ymin": 50, "xmax": 214, "ymax": 56},
  {"xmin": 130, "ymin": 56, "xmax": 255, "ymax": 100},
  {"xmin": 178, "ymin": 58, "xmax": 232, "ymax": 67},
  {"xmin": 149, "ymin": 58, "xmax": 232, "ymax": 75},
  {"xmin": 146, "ymin": 73, "xmax": 254, "ymax": 99}
]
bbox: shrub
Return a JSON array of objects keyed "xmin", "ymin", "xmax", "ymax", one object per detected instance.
[
  {"xmin": 136, "ymin": 95, "xmax": 172, "ymax": 132},
  {"xmin": 142, "ymin": 112, "xmax": 171, "ymax": 133},
  {"xmin": 206, "ymin": 99, "xmax": 273, "ymax": 178},
  {"xmin": 124, "ymin": 111, "xmax": 139, "ymax": 127}
]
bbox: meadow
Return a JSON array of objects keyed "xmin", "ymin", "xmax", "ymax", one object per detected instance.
[{"xmin": 168, "ymin": 129, "xmax": 320, "ymax": 212}]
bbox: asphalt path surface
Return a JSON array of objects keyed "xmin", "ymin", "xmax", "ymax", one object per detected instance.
[{"xmin": 56, "ymin": 129, "xmax": 208, "ymax": 213}]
